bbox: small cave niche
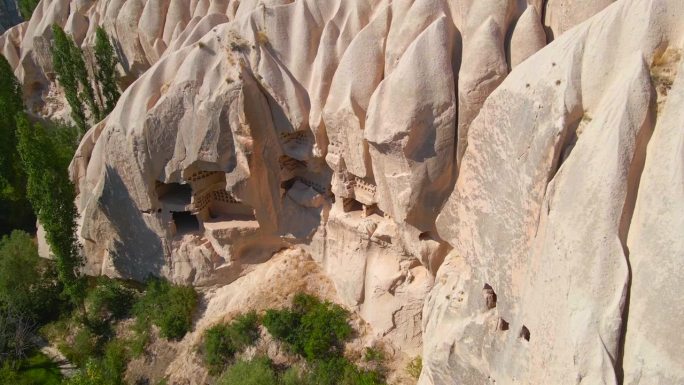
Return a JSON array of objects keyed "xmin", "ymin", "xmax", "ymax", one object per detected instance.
[
  {"xmin": 343, "ymin": 197, "xmax": 363, "ymax": 213},
  {"xmin": 483, "ymin": 283, "xmax": 497, "ymax": 310},
  {"xmin": 280, "ymin": 177, "xmax": 297, "ymax": 192},
  {"xmin": 419, "ymin": 231, "xmax": 438, "ymax": 241},
  {"xmin": 519, "ymin": 325, "xmax": 530, "ymax": 341},
  {"xmin": 497, "ymin": 318, "xmax": 509, "ymax": 331},
  {"xmin": 156, "ymin": 182, "xmax": 192, "ymax": 207},
  {"xmin": 172, "ymin": 211, "xmax": 200, "ymax": 234}
]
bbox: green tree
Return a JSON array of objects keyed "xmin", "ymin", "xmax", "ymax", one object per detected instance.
[
  {"xmin": 17, "ymin": 0, "xmax": 40, "ymax": 21},
  {"xmin": 94, "ymin": 27, "xmax": 120, "ymax": 115},
  {"xmin": 0, "ymin": 55, "xmax": 25, "ymax": 200},
  {"xmin": 51, "ymin": 25, "xmax": 100, "ymax": 133},
  {"xmin": 51, "ymin": 25, "xmax": 87, "ymax": 133},
  {"xmin": 262, "ymin": 293, "xmax": 352, "ymax": 361},
  {"xmin": 15, "ymin": 113, "xmax": 85, "ymax": 307},
  {"xmin": 133, "ymin": 277, "xmax": 198, "ymax": 341},
  {"xmin": 0, "ymin": 231, "xmax": 62, "ymax": 323},
  {"xmin": 0, "ymin": 55, "xmax": 34, "ymax": 234}
]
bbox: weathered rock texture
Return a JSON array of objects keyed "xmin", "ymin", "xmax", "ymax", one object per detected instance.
[{"xmin": 2, "ymin": 0, "xmax": 683, "ymax": 383}]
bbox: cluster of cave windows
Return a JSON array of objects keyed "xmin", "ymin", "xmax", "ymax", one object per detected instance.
[{"xmin": 154, "ymin": 171, "xmax": 256, "ymax": 237}]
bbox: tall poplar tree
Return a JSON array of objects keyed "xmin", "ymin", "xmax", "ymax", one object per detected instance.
[
  {"xmin": 52, "ymin": 24, "xmax": 88, "ymax": 133},
  {"xmin": 94, "ymin": 27, "xmax": 120, "ymax": 115},
  {"xmin": 0, "ymin": 55, "xmax": 34, "ymax": 234},
  {"xmin": 51, "ymin": 24, "xmax": 101, "ymax": 133},
  {"xmin": 15, "ymin": 113, "xmax": 85, "ymax": 306}
]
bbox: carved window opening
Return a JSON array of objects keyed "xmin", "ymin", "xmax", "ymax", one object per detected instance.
[
  {"xmin": 343, "ymin": 197, "xmax": 363, "ymax": 212},
  {"xmin": 498, "ymin": 318, "xmax": 509, "ymax": 331},
  {"xmin": 172, "ymin": 211, "xmax": 200, "ymax": 234},
  {"xmin": 483, "ymin": 283, "xmax": 497, "ymax": 310},
  {"xmin": 519, "ymin": 325, "xmax": 530, "ymax": 341}
]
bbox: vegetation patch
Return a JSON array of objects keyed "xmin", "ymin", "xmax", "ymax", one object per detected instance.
[
  {"xmin": 202, "ymin": 293, "xmax": 385, "ymax": 385},
  {"xmin": 133, "ymin": 277, "xmax": 199, "ymax": 341},
  {"xmin": 202, "ymin": 311, "xmax": 260, "ymax": 374},
  {"xmin": 262, "ymin": 293, "xmax": 352, "ymax": 361},
  {"xmin": 0, "ymin": 351, "xmax": 62, "ymax": 385}
]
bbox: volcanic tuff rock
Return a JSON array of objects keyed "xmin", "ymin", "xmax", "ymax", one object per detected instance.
[{"xmin": 2, "ymin": 0, "xmax": 683, "ymax": 383}]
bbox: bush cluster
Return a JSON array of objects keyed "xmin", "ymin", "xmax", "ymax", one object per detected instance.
[
  {"xmin": 133, "ymin": 277, "xmax": 198, "ymax": 340},
  {"xmin": 86, "ymin": 277, "xmax": 137, "ymax": 323},
  {"xmin": 205, "ymin": 293, "xmax": 384, "ymax": 385},
  {"xmin": 202, "ymin": 311, "xmax": 260, "ymax": 374},
  {"xmin": 217, "ymin": 356, "xmax": 384, "ymax": 385},
  {"xmin": 262, "ymin": 293, "xmax": 352, "ymax": 361}
]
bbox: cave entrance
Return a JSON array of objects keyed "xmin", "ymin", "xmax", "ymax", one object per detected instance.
[
  {"xmin": 157, "ymin": 182, "xmax": 192, "ymax": 209},
  {"xmin": 342, "ymin": 197, "xmax": 363, "ymax": 212},
  {"xmin": 172, "ymin": 211, "xmax": 200, "ymax": 234}
]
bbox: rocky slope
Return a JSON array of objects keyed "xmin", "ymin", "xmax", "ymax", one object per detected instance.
[{"xmin": 2, "ymin": 0, "xmax": 683, "ymax": 384}]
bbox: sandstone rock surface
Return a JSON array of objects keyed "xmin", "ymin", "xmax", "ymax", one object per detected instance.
[{"xmin": 2, "ymin": 0, "xmax": 683, "ymax": 383}]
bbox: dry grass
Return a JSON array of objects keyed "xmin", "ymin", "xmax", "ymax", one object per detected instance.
[
  {"xmin": 650, "ymin": 47, "xmax": 682, "ymax": 113},
  {"xmin": 256, "ymin": 30, "xmax": 270, "ymax": 46}
]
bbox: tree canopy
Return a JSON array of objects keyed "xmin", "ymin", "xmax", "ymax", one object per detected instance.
[
  {"xmin": 94, "ymin": 27, "xmax": 120, "ymax": 116},
  {"xmin": 18, "ymin": 0, "xmax": 40, "ymax": 21},
  {"xmin": 0, "ymin": 55, "xmax": 34, "ymax": 235},
  {"xmin": 52, "ymin": 24, "xmax": 121, "ymax": 134},
  {"xmin": 15, "ymin": 113, "xmax": 84, "ymax": 305}
]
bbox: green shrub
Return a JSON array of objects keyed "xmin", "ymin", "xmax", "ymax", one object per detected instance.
[
  {"xmin": 86, "ymin": 277, "xmax": 137, "ymax": 323},
  {"xmin": 261, "ymin": 308, "xmax": 299, "ymax": 346},
  {"xmin": 218, "ymin": 357, "xmax": 277, "ymax": 385},
  {"xmin": 0, "ymin": 351, "xmax": 63, "ymax": 385},
  {"xmin": 305, "ymin": 357, "xmax": 383, "ymax": 385},
  {"xmin": 100, "ymin": 339, "xmax": 128, "ymax": 385},
  {"xmin": 61, "ymin": 328, "xmax": 98, "ymax": 367},
  {"xmin": 133, "ymin": 277, "xmax": 198, "ymax": 340},
  {"xmin": 0, "ymin": 230, "xmax": 63, "ymax": 324},
  {"xmin": 63, "ymin": 360, "xmax": 107, "ymax": 385},
  {"xmin": 262, "ymin": 293, "xmax": 352, "ymax": 361},
  {"xmin": 60, "ymin": 336, "xmax": 129, "ymax": 385},
  {"xmin": 280, "ymin": 366, "xmax": 307, "ymax": 385},
  {"xmin": 129, "ymin": 320, "xmax": 149, "ymax": 358},
  {"xmin": 202, "ymin": 311, "xmax": 260, "ymax": 374},
  {"xmin": 363, "ymin": 347, "xmax": 384, "ymax": 363}
]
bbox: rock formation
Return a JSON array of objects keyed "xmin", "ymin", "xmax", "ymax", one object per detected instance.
[{"xmin": 2, "ymin": 0, "xmax": 683, "ymax": 383}]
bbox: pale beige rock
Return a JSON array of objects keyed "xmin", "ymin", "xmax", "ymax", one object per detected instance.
[
  {"xmin": 365, "ymin": 16, "xmax": 456, "ymax": 232},
  {"xmin": 544, "ymin": 0, "xmax": 615, "ymax": 39},
  {"xmin": 4, "ymin": 0, "xmax": 682, "ymax": 382},
  {"xmin": 456, "ymin": 16, "xmax": 508, "ymax": 168},
  {"xmin": 510, "ymin": 5, "xmax": 546, "ymax": 68},
  {"xmin": 622, "ymin": 51, "xmax": 684, "ymax": 385},
  {"xmin": 425, "ymin": 0, "xmax": 684, "ymax": 384}
]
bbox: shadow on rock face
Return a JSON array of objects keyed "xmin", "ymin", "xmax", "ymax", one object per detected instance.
[{"xmin": 101, "ymin": 165, "xmax": 165, "ymax": 280}]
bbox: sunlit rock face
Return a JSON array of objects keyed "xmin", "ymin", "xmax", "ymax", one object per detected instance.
[{"xmin": 4, "ymin": 0, "xmax": 684, "ymax": 380}]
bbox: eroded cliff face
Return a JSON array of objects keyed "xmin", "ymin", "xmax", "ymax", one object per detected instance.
[{"xmin": 2, "ymin": 0, "xmax": 683, "ymax": 383}]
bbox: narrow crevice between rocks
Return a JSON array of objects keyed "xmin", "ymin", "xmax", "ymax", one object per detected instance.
[
  {"xmin": 614, "ymin": 75, "xmax": 658, "ymax": 384},
  {"xmin": 540, "ymin": 0, "xmax": 554, "ymax": 43}
]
